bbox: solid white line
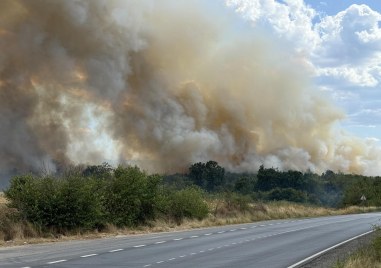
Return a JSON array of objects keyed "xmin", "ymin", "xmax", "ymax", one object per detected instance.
[
  {"xmin": 47, "ymin": 260, "xmax": 67, "ymax": 264},
  {"xmin": 109, "ymin": 249, "xmax": 124, "ymax": 252},
  {"xmin": 134, "ymin": 244, "xmax": 146, "ymax": 248},
  {"xmin": 155, "ymin": 241, "xmax": 166, "ymax": 244},
  {"xmin": 287, "ymin": 230, "xmax": 374, "ymax": 268},
  {"xmin": 80, "ymin": 254, "xmax": 98, "ymax": 258}
]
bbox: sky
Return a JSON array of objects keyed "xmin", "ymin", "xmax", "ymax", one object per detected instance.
[{"xmin": 227, "ymin": 0, "xmax": 381, "ymax": 144}]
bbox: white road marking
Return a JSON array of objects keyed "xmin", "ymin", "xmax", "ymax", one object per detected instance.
[
  {"xmin": 218, "ymin": 231, "xmax": 225, "ymax": 233},
  {"xmin": 179, "ymin": 255, "xmax": 186, "ymax": 258},
  {"xmin": 173, "ymin": 238, "xmax": 183, "ymax": 241},
  {"xmin": 208, "ymin": 248, "xmax": 214, "ymax": 251},
  {"xmin": 240, "ymin": 227, "xmax": 247, "ymax": 230},
  {"xmin": 251, "ymin": 226, "xmax": 257, "ymax": 228},
  {"xmin": 109, "ymin": 249, "xmax": 123, "ymax": 252},
  {"xmin": 155, "ymin": 241, "xmax": 166, "ymax": 244},
  {"xmin": 134, "ymin": 244, "xmax": 146, "ymax": 248},
  {"xmin": 287, "ymin": 230, "xmax": 374, "ymax": 268},
  {"xmin": 169, "ymin": 258, "xmax": 176, "ymax": 261},
  {"xmin": 156, "ymin": 261, "xmax": 164, "ymax": 264},
  {"xmin": 47, "ymin": 260, "xmax": 67, "ymax": 264},
  {"xmin": 190, "ymin": 235, "xmax": 199, "ymax": 238},
  {"xmin": 230, "ymin": 229, "xmax": 237, "ymax": 232},
  {"xmin": 199, "ymin": 250, "xmax": 205, "ymax": 253},
  {"xmin": 260, "ymin": 225, "xmax": 266, "ymax": 227},
  {"xmin": 143, "ymin": 265, "xmax": 151, "ymax": 267},
  {"xmin": 204, "ymin": 233, "xmax": 212, "ymax": 236},
  {"xmin": 80, "ymin": 254, "xmax": 98, "ymax": 258}
]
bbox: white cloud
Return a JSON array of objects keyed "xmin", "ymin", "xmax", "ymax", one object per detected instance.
[
  {"xmin": 226, "ymin": 0, "xmax": 320, "ymax": 54},
  {"xmin": 227, "ymin": 1, "xmax": 381, "ymax": 89}
]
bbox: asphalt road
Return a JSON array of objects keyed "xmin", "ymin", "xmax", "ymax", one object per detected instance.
[{"xmin": 1, "ymin": 213, "xmax": 380, "ymax": 268}]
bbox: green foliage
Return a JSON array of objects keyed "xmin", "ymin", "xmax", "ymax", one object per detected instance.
[
  {"xmin": 159, "ymin": 187, "xmax": 209, "ymax": 223},
  {"xmin": 103, "ymin": 166, "xmax": 161, "ymax": 227},
  {"xmin": 188, "ymin": 161, "xmax": 225, "ymax": 192},
  {"xmin": 263, "ymin": 188, "xmax": 308, "ymax": 203},
  {"xmin": 5, "ymin": 175, "xmax": 104, "ymax": 230}
]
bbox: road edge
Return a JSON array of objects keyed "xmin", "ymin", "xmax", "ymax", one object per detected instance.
[{"xmin": 287, "ymin": 230, "xmax": 374, "ymax": 268}]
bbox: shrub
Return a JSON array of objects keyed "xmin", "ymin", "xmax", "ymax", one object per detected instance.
[
  {"xmin": 103, "ymin": 166, "xmax": 162, "ymax": 227},
  {"xmin": 5, "ymin": 175, "xmax": 104, "ymax": 231},
  {"xmin": 164, "ymin": 187, "xmax": 209, "ymax": 223},
  {"xmin": 264, "ymin": 188, "xmax": 308, "ymax": 203}
]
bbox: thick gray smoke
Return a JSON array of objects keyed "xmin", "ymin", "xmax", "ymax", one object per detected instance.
[{"xmin": 0, "ymin": 0, "xmax": 380, "ymax": 186}]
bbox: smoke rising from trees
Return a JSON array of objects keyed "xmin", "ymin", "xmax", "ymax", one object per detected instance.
[{"xmin": 1, "ymin": 0, "xmax": 380, "ymax": 185}]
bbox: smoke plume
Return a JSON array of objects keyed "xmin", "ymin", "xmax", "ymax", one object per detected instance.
[{"xmin": 0, "ymin": 0, "xmax": 380, "ymax": 185}]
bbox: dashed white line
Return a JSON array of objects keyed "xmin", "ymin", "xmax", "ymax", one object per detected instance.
[
  {"xmin": 218, "ymin": 231, "xmax": 226, "ymax": 233},
  {"xmin": 80, "ymin": 254, "xmax": 98, "ymax": 258},
  {"xmin": 144, "ymin": 265, "xmax": 152, "ymax": 267},
  {"xmin": 156, "ymin": 261, "xmax": 164, "ymax": 264},
  {"xmin": 155, "ymin": 241, "xmax": 166, "ymax": 244},
  {"xmin": 190, "ymin": 235, "xmax": 199, "ymax": 238},
  {"xmin": 173, "ymin": 238, "xmax": 183, "ymax": 241},
  {"xmin": 230, "ymin": 229, "xmax": 237, "ymax": 232},
  {"xmin": 47, "ymin": 260, "xmax": 67, "ymax": 264},
  {"xmin": 204, "ymin": 233, "xmax": 212, "ymax": 236},
  {"xmin": 199, "ymin": 250, "xmax": 205, "ymax": 253},
  {"xmin": 109, "ymin": 249, "xmax": 123, "ymax": 252},
  {"xmin": 134, "ymin": 244, "xmax": 146, "ymax": 248},
  {"xmin": 240, "ymin": 227, "xmax": 247, "ymax": 230},
  {"xmin": 208, "ymin": 248, "xmax": 214, "ymax": 251},
  {"xmin": 179, "ymin": 255, "xmax": 186, "ymax": 258},
  {"xmin": 190, "ymin": 252, "xmax": 197, "ymax": 255}
]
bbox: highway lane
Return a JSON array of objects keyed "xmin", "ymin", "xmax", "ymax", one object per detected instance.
[{"xmin": 1, "ymin": 213, "xmax": 380, "ymax": 268}]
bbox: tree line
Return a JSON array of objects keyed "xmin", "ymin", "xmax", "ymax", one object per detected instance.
[{"xmin": 4, "ymin": 161, "xmax": 381, "ymax": 233}]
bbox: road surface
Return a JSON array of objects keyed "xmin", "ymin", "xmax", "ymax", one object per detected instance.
[{"xmin": 1, "ymin": 213, "xmax": 380, "ymax": 268}]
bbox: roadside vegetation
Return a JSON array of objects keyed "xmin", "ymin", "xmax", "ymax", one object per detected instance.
[
  {"xmin": 0, "ymin": 161, "xmax": 380, "ymax": 245},
  {"xmin": 333, "ymin": 228, "xmax": 381, "ymax": 268}
]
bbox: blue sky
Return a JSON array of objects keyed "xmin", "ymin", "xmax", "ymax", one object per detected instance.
[{"xmin": 227, "ymin": 0, "xmax": 381, "ymax": 144}]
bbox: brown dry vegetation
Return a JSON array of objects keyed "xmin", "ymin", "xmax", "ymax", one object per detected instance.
[{"xmin": 0, "ymin": 193, "xmax": 379, "ymax": 247}]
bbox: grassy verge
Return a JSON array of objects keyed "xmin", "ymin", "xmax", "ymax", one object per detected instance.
[
  {"xmin": 0, "ymin": 192, "xmax": 379, "ymax": 247},
  {"xmin": 333, "ymin": 229, "xmax": 381, "ymax": 268}
]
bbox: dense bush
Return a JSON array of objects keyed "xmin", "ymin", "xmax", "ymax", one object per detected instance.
[
  {"xmin": 103, "ymin": 166, "xmax": 162, "ymax": 227},
  {"xmin": 4, "ymin": 166, "xmax": 210, "ymax": 231},
  {"xmin": 159, "ymin": 187, "xmax": 209, "ymax": 223},
  {"xmin": 5, "ymin": 175, "xmax": 104, "ymax": 230},
  {"xmin": 263, "ymin": 188, "xmax": 308, "ymax": 203}
]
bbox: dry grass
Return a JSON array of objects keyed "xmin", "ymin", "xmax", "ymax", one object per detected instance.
[
  {"xmin": 337, "ymin": 257, "xmax": 381, "ymax": 268},
  {"xmin": 0, "ymin": 193, "xmax": 379, "ymax": 247}
]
